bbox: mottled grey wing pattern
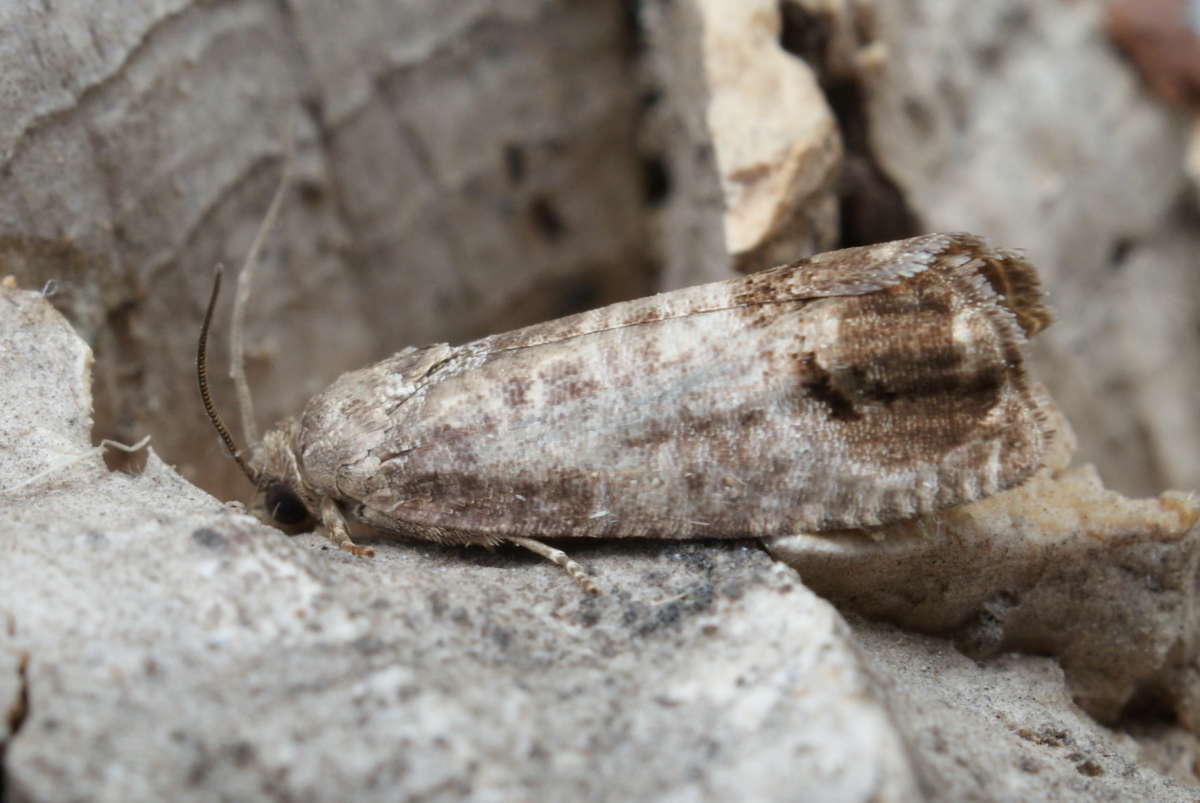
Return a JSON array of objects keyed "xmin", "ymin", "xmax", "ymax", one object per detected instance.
[
  {"xmin": 327, "ymin": 234, "xmax": 1051, "ymax": 542},
  {"xmin": 474, "ymin": 233, "xmax": 971, "ymax": 354}
]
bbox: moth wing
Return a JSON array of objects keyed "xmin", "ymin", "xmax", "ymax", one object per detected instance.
[
  {"xmin": 293, "ymin": 343, "xmax": 456, "ymax": 496},
  {"xmin": 338, "ymin": 234, "xmax": 1052, "ymax": 541},
  {"xmin": 476, "ymin": 233, "xmax": 1038, "ymax": 354}
]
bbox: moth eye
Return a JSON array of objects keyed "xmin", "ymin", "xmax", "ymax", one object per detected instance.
[{"xmin": 264, "ymin": 482, "xmax": 309, "ymax": 526}]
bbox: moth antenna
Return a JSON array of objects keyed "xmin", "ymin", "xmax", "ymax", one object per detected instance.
[
  {"xmin": 198, "ymin": 266, "xmax": 259, "ymax": 486},
  {"xmin": 230, "ymin": 127, "xmax": 296, "ymax": 448}
]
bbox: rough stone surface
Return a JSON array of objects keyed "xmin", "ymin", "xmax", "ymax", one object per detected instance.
[{"xmin": 857, "ymin": 622, "xmax": 1200, "ymax": 801}]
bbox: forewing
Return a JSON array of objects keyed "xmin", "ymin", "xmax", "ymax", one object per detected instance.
[
  {"xmin": 476, "ymin": 233, "xmax": 984, "ymax": 353},
  {"xmin": 342, "ymin": 234, "xmax": 1051, "ymax": 541}
]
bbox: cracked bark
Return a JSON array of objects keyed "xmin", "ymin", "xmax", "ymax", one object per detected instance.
[{"xmin": 0, "ymin": 1, "xmax": 653, "ymax": 502}]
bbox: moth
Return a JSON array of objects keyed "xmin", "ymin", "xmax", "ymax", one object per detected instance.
[{"xmin": 198, "ymin": 233, "xmax": 1053, "ymax": 593}]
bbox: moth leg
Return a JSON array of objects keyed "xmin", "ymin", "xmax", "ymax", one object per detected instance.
[
  {"xmin": 319, "ymin": 497, "xmax": 374, "ymax": 558},
  {"xmin": 507, "ymin": 537, "xmax": 598, "ymax": 595}
]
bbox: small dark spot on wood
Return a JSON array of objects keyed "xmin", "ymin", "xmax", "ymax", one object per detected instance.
[
  {"xmin": 1017, "ymin": 756, "xmax": 1042, "ymax": 774},
  {"xmin": 296, "ymin": 179, "xmax": 325, "ymax": 206},
  {"xmin": 620, "ymin": 0, "xmax": 645, "ymax": 56},
  {"xmin": 353, "ymin": 636, "xmax": 383, "ymax": 655},
  {"xmin": 487, "ymin": 624, "xmax": 512, "ymax": 650},
  {"xmin": 529, "ymin": 196, "xmax": 566, "ymax": 241},
  {"xmin": 427, "ymin": 592, "xmax": 447, "ymax": 619},
  {"xmin": 230, "ymin": 741, "xmax": 257, "ymax": 768},
  {"xmin": 1108, "ymin": 236, "xmax": 1134, "ymax": 269},
  {"xmin": 191, "ymin": 528, "xmax": 226, "ymax": 549},
  {"xmin": 504, "ymin": 144, "xmax": 525, "ymax": 184},
  {"xmin": 300, "ymin": 95, "xmax": 323, "ymax": 129},
  {"xmin": 974, "ymin": 41, "xmax": 1003, "ymax": 70},
  {"xmin": 902, "ymin": 96, "xmax": 934, "ymax": 136},
  {"xmin": 1000, "ymin": 6, "xmax": 1031, "ymax": 34},
  {"xmin": 187, "ymin": 757, "xmax": 212, "ymax": 787},
  {"xmin": 641, "ymin": 154, "xmax": 671, "ymax": 207}
]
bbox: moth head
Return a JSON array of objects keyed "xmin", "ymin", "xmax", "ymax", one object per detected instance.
[
  {"xmin": 197, "ymin": 268, "xmax": 315, "ymax": 532},
  {"xmin": 250, "ymin": 423, "xmax": 318, "ymax": 531},
  {"xmin": 262, "ymin": 481, "xmax": 310, "ymax": 527}
]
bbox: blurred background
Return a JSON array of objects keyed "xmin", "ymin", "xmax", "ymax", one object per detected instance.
[{"xmin": 0, "ymin": 0, "xmax": 1196, "ymax": 503}]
